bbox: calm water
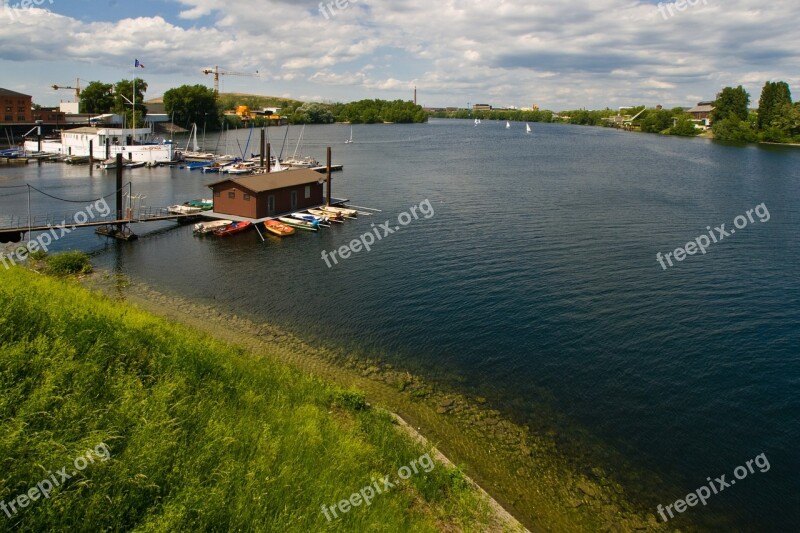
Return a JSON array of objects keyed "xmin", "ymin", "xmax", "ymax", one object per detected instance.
[{"xmin": 2, "ymin": 120, "xmax": 798, "ymax": 530}]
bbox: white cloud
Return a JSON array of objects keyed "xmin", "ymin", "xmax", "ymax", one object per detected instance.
[{"xmin": 0, "ymin": 0, "xmax": 798, "ymax": 109}]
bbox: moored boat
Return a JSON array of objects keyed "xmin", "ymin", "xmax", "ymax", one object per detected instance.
[
  {"xmin": 308, "ymin": 208, "xmax": 344, "ymax": 222},
  {"xmin": 320, "ymin": 205, "xmax": 358, "ymax": 217},
  {"xmin": 193, "ymin": 220, "xmax": 232, "ymax": 234},
  {"xmin": 264, "ymin": 219, "xmax": 296, "ymax": 237},
  {"xmin": 168, "ymin": 205, "xmax": 203, "ymax": 215},
  {"xmin": 213, "ymin": 220, "xmax": 252, "ymax": 236},
  {"xmin": 290, "ymin": 212, "xmax": 330, "ymax": 226},
  {"xmin": 278, "ymin": 216, "xmax": 319, "ymax": 231}
]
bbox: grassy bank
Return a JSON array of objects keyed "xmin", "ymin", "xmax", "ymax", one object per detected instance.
[{"xmin": 0, "ymin": 266, "xmax": 506, "ymax": 531}]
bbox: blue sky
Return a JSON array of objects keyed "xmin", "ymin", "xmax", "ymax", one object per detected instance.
[{"xmin": 1, "ymin": 0, "xmax": 798, "ymax": 110}]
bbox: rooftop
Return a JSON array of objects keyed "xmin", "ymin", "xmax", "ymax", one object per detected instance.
[
  {"xmin": 207, "ymin": 168, "xmax": 324, "ymax": 193},
  {"xmin": 0, "ymin": 88, "xmax": 32, "ymax": 98}
]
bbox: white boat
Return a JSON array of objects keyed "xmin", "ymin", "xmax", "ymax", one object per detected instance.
[
  {"xmin": 99, "ymin": 158, "xmax": 117, "ymax": 169},
  {"xmin": 345, "ymin": 125, "xmax": 353, "ymax": 144},
  {"xmin": 284, "ymin": 125, "xmax": 320, "ymax": 168},
  {"xmin": 168, "ymin": 205, "xmax": 202, "ymax": 215},
  {"xmin": 24, "ymin": 125, "xmax": 174, "ymax": 163},
  {"xmin": 320, "ymin": 205, "xmax": 358, "ymax": 218},
  {"xmin": 193, "ymin": 220, "xmax": 232, "ymax": 234},
  {"xmin": 224, "ymin": 162, "xmax": 257, "ymax": 175},
  {"xmin": 506, "ymin": 121, "xmax": 511, "ymax": 129},
  {"xmin": 291, "ymin": 212, "xmax": 330, "ymax": 226},
  {"xmin": 308, "ymin": 208, "xmax": 344, "ymax": 223},
  {"xmin": 278, "ymin": 216, "xmax": 319, "ymax": 231},
  {"xmin": 474, "ymin": 118, "xmax": 479, "ymax": 126},
  {"xmin": 526, "ymin": 123, "xmax": 532, "ymax": 134}
]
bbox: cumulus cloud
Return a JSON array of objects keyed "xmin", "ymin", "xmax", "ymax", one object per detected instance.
[{"xmin": 0, "ymin": 0, "xmax": 797, "ymax": 109}]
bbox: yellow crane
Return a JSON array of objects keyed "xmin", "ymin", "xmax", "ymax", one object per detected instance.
[
  {"xmin": 201, "ymin": 66, "xmax": 259, "ymax": 98},
  {"xmin": 51, "ymin": 79, "xmax": 81, "ymax": 102}
]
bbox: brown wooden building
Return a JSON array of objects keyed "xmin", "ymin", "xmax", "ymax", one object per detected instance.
[
  {"xmin": 1, "ymin": 88, "xmax": 32, "ymax": 124},
  {"xmin": 208, "ymin": 169, "xmax": 325, "ymax": 219}
]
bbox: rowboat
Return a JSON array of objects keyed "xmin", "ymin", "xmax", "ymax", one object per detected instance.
[
  {"xmin": 193, "ymin": 220, "xmax": 232, "ymax": 234},
  {"xmin": 185, "ymin": 161, "xmax": 212, "ymax": 170},
  {"xmin": 224, "ymin": 162, "xmax": 257, "ymax": 175},
  {"xmin": 308, "ymin": 208, "xmax": 344, "ymax": 223},
  {"xmin": 185, "ymin": 199, "xmax": 214, "ymax": 210},
  {"xmin": 320, "ymin": 205, "xmax": 358, "ymax": 217},
  {"xmin": 124, "ymin": 161, "xmax": 147, "ymax": 169},
  {"xmin": 278, "ymin": 216, "xmax": 319, "ymax": 231},
  {"xmin": 213, "ymin": 221, "xmax": 252, "ymax": 236},
  {"xmin": 264, "ymin": 219, "xmax": 296, "ymax": 237}
]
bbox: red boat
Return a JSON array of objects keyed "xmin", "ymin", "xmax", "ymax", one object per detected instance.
[
  {"xmin": 264, "ymin": 219, "xmax": 296, "ymax": 237},
  {"xmin": 213, "ymin": 221, "xmax": 252, "ymax": 236}
]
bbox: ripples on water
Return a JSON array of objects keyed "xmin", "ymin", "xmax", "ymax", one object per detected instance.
[{"xmin": 2, "ymin": 119, "xmax": 798, "ymax": 529}]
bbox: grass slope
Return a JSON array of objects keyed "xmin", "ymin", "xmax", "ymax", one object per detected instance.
[{"xmin": 0, "ymin": 267, "xmax": 495, "ymax": 531}]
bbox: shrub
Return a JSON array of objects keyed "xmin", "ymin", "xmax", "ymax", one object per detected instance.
[
  {"xmin": 331, "ymin": 387, "xmax": 368, "ymax": 411},
  {"xmin": 44, "ymin": 251, "xmax": 93, "ymax": 275}
]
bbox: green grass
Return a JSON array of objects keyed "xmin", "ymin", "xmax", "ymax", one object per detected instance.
[{"xmin": 0, "ymin": 267, "xmax": 495, "ymax": 531}]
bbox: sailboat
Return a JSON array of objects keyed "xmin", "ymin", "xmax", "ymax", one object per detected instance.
[
  {"xmin": 526, "ymin": 123, "xmax": 532, "ymax": 134},
  {"xmin": 345, "ymin": 126, "xmax": 353, "ymax": 144},
  {"xmin": 474, "ymin": 118, "xmax": 481, "ymax": 126},
  {"xmin": 506, "ymin": 121, "xmax": 511, "ymax": 129}
]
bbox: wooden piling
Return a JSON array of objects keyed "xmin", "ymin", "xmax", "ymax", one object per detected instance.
[
  {"xmin": 266, "ymin": 143, "xmax": 271, "ymax": 173},
  {"xmin": 115, "ymin": 154, "xmax": 123, "ymax": 232},
  {"xmin": 260, "ymin": 128, "xmax": 265, "ymax": 167},
  {"xmin": 326, "ymin": 146, "xmax": 332, "ymax": 206}
]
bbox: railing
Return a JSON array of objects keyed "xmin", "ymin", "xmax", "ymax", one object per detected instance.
[{"xmin": 0, "ymin": 207, "xmax": 193, "ymax": 230}]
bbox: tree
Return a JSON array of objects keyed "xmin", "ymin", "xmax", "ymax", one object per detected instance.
[
  {"xmin": 712, "ymin": 115, "xmax": 757, "ymax": 143},
  {"xmin": 163, "ymin": 84, "xmax": 221, "ymax": 131},
  {"xmin": 112, "ymin": 78, "xmax": 148, "ymax": 120},
  {"xmin": 290, "ymin": 103, "xmax": 335, "ymax": 124},
  {"xmin": 757, "ymin": 81, "xmax": 792, "ymax": 130},
  {"xmin": 711, "ymin": 86, "xmax": 750, "ymax": 123},
  {"xmin": 669, "ymin": 116, "xmax": 700, "ymax": 136},
  {"xmin": 79, "ymin": 81, "xmax": 114, "ymax": 114},
  {"xmin": 640, "ymin": 109, "xmax": 673, "ymax": 133}
]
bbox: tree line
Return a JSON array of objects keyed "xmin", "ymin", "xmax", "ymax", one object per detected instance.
[{"xmin": 711, "ymin": 82, "xmax": 798, "ymax": 143}]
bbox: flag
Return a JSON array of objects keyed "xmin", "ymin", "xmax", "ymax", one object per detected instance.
[{"xmin": 135, "ymin": 59, "xmax": 145, "ymax": 68}]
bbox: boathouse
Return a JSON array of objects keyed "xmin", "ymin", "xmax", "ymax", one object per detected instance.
[{"xmin": 207, "ymin": 169, "xmax": 325, "ymax": 219}]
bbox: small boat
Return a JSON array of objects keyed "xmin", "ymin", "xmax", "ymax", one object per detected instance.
[
  {"xmin": 264, "ymin": 219, "xmax": 296, "ymax": 237},
  {"xmin": 184, "ymin": 199, "xmax": 214, "ymax": 211},
  {"xmin": 506, "ymin": 121, "xmax": 511, "ymax": 129},
  {"xmin": 291, "ymin": 212, "xmax": 330, "ymax": 226},
  {"xmin": 345, "ymin": 125, "xmax": 353, "ymax": 144},
  {"xmin": 124, "ymin": 161, "xmax": 147, "ymax": 169},
  {"xmin": 202, "ymin": 160, "xmax": 235, "ymax": 173},
  {"xmin": 99, "ymin": 158, "xmax": 117, "ymax": 169},
  {"xmin": 168, "ymin": 205, "xmax": 202, "ymax": 215},
  {"xmin": 308, "ymin": 208, "xmax": 344, "ymax": 223},
  {"xmin": 185, "ymin": 161, "xmax": 212, "ymax": 170},
  {"xmin": 213, "ymin": 221, "xmax": 252, "ymax": 236},
  {"xmin": 278, "ymin": 216, "xmax": 319, "ymax": 231},
  {"xmin": 224, "ymin": 162, "xmax": 257, "ymax": 175},
  {"xmin": 193, "ymin": 220, "xmax": 232, "ymax": 234},
  {"xmin": 526, "ymin": 123, "xmax": 532, "ymax": 134},
  {"xmin": 320, "ymin": 205, "xmax": 358, "ymax": 218}
]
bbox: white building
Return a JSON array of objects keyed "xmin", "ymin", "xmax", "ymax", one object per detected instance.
[{"xmin": 25, "ymin": 125, "xmax": 174, "ymax": 162}]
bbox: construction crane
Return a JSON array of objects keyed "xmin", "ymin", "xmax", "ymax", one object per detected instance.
[
  {"xmin": 51, "ymin": 79, "xmax": 81, "ymax": 102},
  {"xmin": 201, "ymin": 66, "xmax": 259, "ymax": 98}
]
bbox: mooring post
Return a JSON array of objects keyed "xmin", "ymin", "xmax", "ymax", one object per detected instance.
[
  {"xmin": 266, "ymin": 143, "xmax": 271, "ymax": 173},
  {"xmin": 105, "ymin": 138, "xmax": 110, "ymax": 159},
  {"xmin": 115, "ymin": 154, "xmax": 123, "ymax": 233},
  {"xmin": 260, "ymin": 128, "xmax": 265, "ymax": 168},
  {"xmin": 89, "ymin": 140, "xmax": 93, "ymax": 167},
  {"xmin": 326, "ymin": 146, "xmax": 332, "ymax": 206}
]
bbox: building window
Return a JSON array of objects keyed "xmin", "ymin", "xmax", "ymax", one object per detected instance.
[
  {"xmin": 214, "ymin": 191, "xmax": 220, "ymax": 197},
  {"xmin": 18, "ymin": 107, "xmax": 25, "ymax": 113},
  {"xmin": 290, "ymin": 190, "xmax": 298, "ymax": 210},
  {"xmin": 228, "ymin": 191, "xmax": 236, "ymax": 199},
  {"xmin": 17, "ymin": 116, "xmax": 25, "ymax": 121},
  {"xmin": 268, "ymin": 195, "xmax": 275, "ymax": 216},
  {"xmin": 304, "ymin": 185, "xmax": 311, "ymax": 199},
  {"xmin": 243, "ymin": 193, "xmax": 250, "ymax": 201},
  {"xmin": 4, "ymin": 115, "xmax": 12, "ymax": 122},
  {"xmin": 4, "ymin": 107, "xmax": 11, "ymax": 112}
]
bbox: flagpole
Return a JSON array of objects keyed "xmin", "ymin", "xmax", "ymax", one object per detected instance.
[{"xmin": 132, "ymin": 61, "xmax": 136, "ymax": 146}]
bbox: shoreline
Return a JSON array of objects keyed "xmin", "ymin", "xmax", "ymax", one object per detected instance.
[{"xmin": 85, "ymin": 270, "xmax": 681, "ymax": 532}]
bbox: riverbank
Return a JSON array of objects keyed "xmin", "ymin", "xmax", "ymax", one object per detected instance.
[
  {"xmin": 0, "ymin": 265, "xmax": 525, "ymax": 531},
  {"xmin": 83, "ymin": 269, "xmax": 699, "ymax": 532}
]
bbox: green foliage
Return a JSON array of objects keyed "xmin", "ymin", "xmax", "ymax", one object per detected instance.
[
  {"xmin": 163, "ymin": 85, "xmax": 221, "ymax": 131},
  {"xmin": 712, "ymin": 116, "xmax": 758, "ymax": 143},
  {"xmin": 429, "ymin": 108, "xmax": 553, "ymax": 123},
  {"xmin": 669, "ymin": 116, "xmax": 700, "ymax": 136},
  {"xmin": 290, "ymin": 102, "xmax": 336, "ymax": 124},
  {"xmin": 43, "ymin": 251, "xmax": 92, "ymax": 276},
  {"xmin": 28, "ymin": 249, "xmax": 48, "ymax": 261},
  {"xmin": 336, "ymin": 99, "xmax": 427, "ymax": 124},
  {"xmin": 767, "ymin": 102, "xmax": 800, "ymax": 141},
  {"xmin": 216, "ymin": 94, "xmax": 304, "ymax": 117},
  {"xmin": 79, "ymin": 81, "xmax": 114, "ymax": 114},
  {"xmin": 640, "ymin": 109, "xmax": 673, "ymax": 133},
  {"xmin": 757, "ymin": 81, "xmax": 792, "ymax": 130},
  {"xmin": 0, "ymin": 268, "xmax": 493, "ymax": 531},
  {"xmin": 711, "ymin": 85, "xmax": 750, "ymax": 123},
  {"xmin": 331, "ymin": 388, "xmax": 368, "ymax": 411},
  {"xmin": 559, "ymin": 108, "xmax": 617, "ymax": 126}
]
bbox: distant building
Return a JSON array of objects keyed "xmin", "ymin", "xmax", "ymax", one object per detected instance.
[
  {"xmin": 472, "ymin": 104, "xmax": 492, "ymax": 111},
  {"xmin": 0, "ymin": 88, "xmax": 33, "ymax": 123},
  {"xmin": 59, "ymin": 102, "xmax": 80, "ymax": 114},
  {"xmin": 687, "ymin": 101, "xmax": 715, "ymax": 120},
  {"xmin": 208, "ymin": 169, "xmax": 325, "ymax": 220},
  {"xmin": 33, "ymin": 106, "xmax": 66, "ymax": 124}
]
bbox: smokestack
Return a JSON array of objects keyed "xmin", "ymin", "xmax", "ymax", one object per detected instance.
[{"xmin": 414, "ymin": 86, "xmax": 417, "ymax": 105}]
